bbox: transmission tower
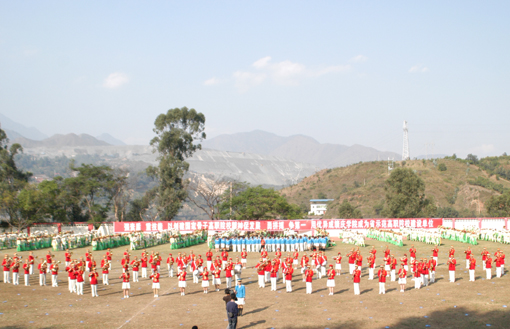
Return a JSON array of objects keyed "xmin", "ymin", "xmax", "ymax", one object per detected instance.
[{"xmin": 402, "ymin": 120, "xmax": 410, "ymax": 160}]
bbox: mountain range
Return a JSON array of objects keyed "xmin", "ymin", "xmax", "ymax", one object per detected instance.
[
  {"xmin": 0, "ymin": 113, "xmax": 48, "ymax": 140},
  {"xmin": 203, "ymin": 130, "xmax": 401, "ymax": 169}
]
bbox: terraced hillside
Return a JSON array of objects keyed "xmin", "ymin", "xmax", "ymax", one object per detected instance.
[{"xmin": 280, "ymin": 157, "xmax": 510, "ymax": 218}]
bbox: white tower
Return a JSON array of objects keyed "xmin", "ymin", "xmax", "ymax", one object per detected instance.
[{"xmin": 402, "ymin": 121, "xmax": 410, "ymax": 160}]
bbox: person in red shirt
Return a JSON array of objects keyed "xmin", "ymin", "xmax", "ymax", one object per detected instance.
[
  {"xmin": 347, "ymin": 249, "xmax": 356, "ymax": 274},
  {"xmin": 38, "ymin": 258, "xmax": 47, "ymax": 286},
  {"xmin": 46, "ymin": 250, "xmax": 53, "ymax": 265},
  {"xmin": 76, "ymin": 266, "xmax": 85, "ymax": 295},
  {"xmin": 469, "ymin": 255, "xmax": 476, "ymax": 281},
  {"xmin": 270, "ymin": 260, "xmax": 278, "ymax": 291},
  {"xmin": 121, "ymin": 255, "xmax": 129, "ymax": 273},
  {"xmin": 486, "ymin": 255, "xmax": 493, "ymax": 280},
  {"xmin": 293, "ymin": 250, "xmax": 299, "ymax": 269},
  {"xmin": 378, "ymin": 265, "xmax": 387, "ymax": 294},
  {"xmin": 22, "ymin": 259, "xmax": 30, "ymax": 286},
  {"xmin": 326, "ymin": 264, "xmax": 335, "ymax": 295},
  {"xmin": 390, "ymin": 255, "xmax": 397, "ymax": 281},
  {"xmin": 213, "ymin": 266, "xmax": 221, "ymax": 292},
  {"xmin": 10, "ymin": 259, "xmax": 20, "ymax": 285},
  {"xmin": 409, "ymin": 245, "xmax": 417, "ymax": 263},
  {"xmin": 221, "ymin": 249, "xmax": 229, "ymax": 269},
  {"xmin": 300, "ymin": 254, "xmax": 309, "ymax": 281},
  {"xmin": 398, "ymin": 264, "xmax": 407, "ymax": 292},
  {"xmin": 481, "ymin": 248, "xmax": 489, "ymax": 271},
  {"xmin": 448, "ymin": 256, "xmax": 457, "ymax": 282},
  {"xmin": 384, "ymin": 246, "xmax": 391, "ymax": 258},
  {"xmin": 149, "ymin": 270, "xmax": 160, "ymax": 297},
  {"xmin": 205, "ymin": 249, "xmax": 213, "ymax": 270},
  {"xmin": 305, "ymin": 265, "xmax": 314, "ymax": 294},
  {"xmin": 89, "ymin": 268, "xmax": 99, "ymax": 297},
  {"xmin": 131, "ymin": 257, "xmax": 140, "ymax": 282},
  {"xmin": 496, "ymin": 254, "xmax": 503, "ymax": 278},
  {"xmin": 368, "ymin": 255, "xmax": 375, "ymax": 280},
  {"xmin": 284, "ymin": 264, "xmax": 294, "ymax": 293},
  {"xmin": 401, "ymin": 254, "xmax": 409, "ymax": 273},
  {"xmin": 101, "ymin": 259, "xmax": 110, "ymax": 285},
  {"xmin": 120, "ymin": 271, "xmax": 130, "ymax": 298},
  {"xmin": 178, "ymin": 268, "xmax": 187, "ymax": 296},
  {"xmin": 64, "ymin": 249, "xmax": 72, "ymax": 267},
  {"xmin": 421, "ymin": 259, "xmax": 429, "ymax": 287},
  {"xmin": 241, "ymin": 249, "xmax": 248, "ymax": 269},
  {"xmin": 225, "ymin": 261, "xmax": 234, "ymax": 289},
  {"xmin": 428, "ymin": 256, "xmax": 436, "ymax": 283},
  {"xmin": 84, "ymin": 249, "xmax": 92, "ymax": 271},
  {"xmin": 264, "ymin": 261, "xmax": 271, "ymax": 283},
  {"xmin": 464, "ymin": 247, "xmax": 472, "ymax": 269},
  {"xmin": 414, "ymin": 263, "xmax": 421, "ymax": 289},
  {"xmin": 501, "ymin": 251, "xmax": 506, "ymax": 275},
  {"xmin": 166, "ymin": 253, "xmax": 175, "ymax": 277},
  {"xmin": 49, "ymin": 261, "xmax": 59, "ymax": 287},
  {"xmin": 370, "ymin": 246, "xmax": 377, "ymax": 259},
  {"xmin": 255, "ymin": 259, "xmax": 266, "ymax": 288},
  {"xmin": 352, "ymin": 265, "xmax": 361, "ymax": 295},
  {"xmin": 431, "ymin": 246, "xmax": 439, "ymax": 265},
  {"xmin": 66, "ymin": 262, "xmax": 76, "ymax": 292},
  {"xmin": 261, "ymin": 248, "xmax": 268, "ymax": 262},
  {"xmin": 334, "ymin": 252, "xmax": 342, "ymax": 276},
  {"xmin": 448, "ymin": 246, "xmax": 455, "ymax": 258},
  {"xmin": 141, "ymin": 254, "xmax": 148, "ymax": 278},
  {"xmin": 199, "ymin": 268, "xmax": 210, "ymax": 293}
]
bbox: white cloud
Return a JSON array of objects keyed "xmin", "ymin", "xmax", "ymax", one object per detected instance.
[
  {"xmin": 350, "ymin": 55, "xmax": 368, "ymax": 63},
  {"xmin": 233, "ymin": 56, "xmax": 350, "ymax": 91},
  {"xmin": 204, "ymin": 77, "xmax": 220, "ymax": 86},
  {"xmin": 409, "ymin": 65, "xmax": 430, "ymax": 73},
  {"xmin": 102, "ymin": 72, "xmax": 130, "ymax": 89}
]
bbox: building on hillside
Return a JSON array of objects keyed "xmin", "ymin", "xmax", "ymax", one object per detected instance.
[
  {"xmin": 32, "ymin": 174, "xmax": 51, "ymax": 183},
  {"xmin": 309, "ymin": 199, "xmax": 334, "ymax": 216}
]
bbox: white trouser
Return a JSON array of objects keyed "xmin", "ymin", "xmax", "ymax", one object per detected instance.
[
  {"xmin": 282, "ymin": 272, "xmax": 286, "ymax": 283},
  {"xmin": 3, "ymin": 271, "xmax": 10, "ymax": 283},
  {"xmin": 497, "ymin": 267, "xmax": 502, "ymax": 278},
  {"xmin": 391, "ymin": 270, "xmax": 396, "ymax": 282},
  {"xmin": 133, "ymin": 271, "xmax": 139, "ymax": 282},
  {"xmin": 415, "ymin": 278, "xmax": 420, "ymax": 289},
  {"xmin": 24, "ymin": 274, "xmax": 30, "ymax": 286},
  {"xmin": 483, "ymin": 261, "xmax": 486, "ymax": 271},
  {"xmin": 271, "ymin": 277, "xmax": 277, "ymax": 291},
  {"xmin": 91, "ymin": 284, "xmax": 98, "ymax": 297},
  {"xmin": 349, "ymin": 264, "xmax": 354, "ymax": 274},
  {"xmin": 29, "ymin": 265, "xmax": 34, "ymax": 275},
  {"xmin": 103, "ymin": 274, "xmax": 109, "ymax": 285},
  {"xmin": 430, "ymin": 271, "xmax": 435, "ymax": 282},
  {"xmin": 501, "ymin": 265, "xmax": 505, "ymax": 275},
  {"xmin": 157, "ymin": 265, "xmax": 160, "ymax": 273},
  {"xmin": 433, "ymin": 257, "xmax": 438, "ymax": 265},
  {"xmin": 71, "ymin": 279, "xmax": 76, "ymax": 292},
  {"xmin": 286, "ymin": 280, "xmax": 292, "ymax": 292},
  {"xmin": 316, "ymin": 267, "xmax": 322, "ymax": 279},
  {"xmin": 226, "ymin": 277, "xmax": 232, "ymax": 288},
  {"xmin": 206, "ymin": 262, "xmax": 211, "ymax": 271},
  {"xmin": 369, "ymin": 268, "xmax": 374, "ymax": 280},
  {"xmin": 306, "ymin": 282, "xmax": 312, "ymax": 294},
  {"xmin": 300, "ymin": 243, "xmax": 304, "ymax": 252},
  {"xmin": 39, "ymin": 274, "xmax": 46, "ymax": 286},
  {"xmin": 258, "ymin": 275, "xmax": 265, "ymax": 288},
  {"xmin": 52, "ymin": 274, "xmax": 58, "ymax": 287},
  {"xmin": 321, "ymin": 266, "xmax": 326, "ymax": 277},
  {"xmin": 265, "ymin": 272, "xmax": 270, "ymax": 282},
  {"xmin": 193, "ymin": 272, "xmax": 199, "ymax": 283},
  {"xmin": 469, "ymin": 269, "xmax": 475, "ymax": 281},
  {"xmin": 353, "ymin": 283, "xmax": 360, "ymax": 295},
  {"xmin": 12, "ymin": 272, "xmax": 19, "ymax": 285},
  {"xmin": 65, "ymin": 261, "xmax": 70, "ymax": 268},
  {"xmin": 449, "ymin": 270, "xmax": 455, "ymax": 282},
  {"xmin": 379, "ymin": 282, "xmax": 385, "ymax": 294},
  {"xmin": 486, "ymin": 269, "xmax": 492, "ymax": 280},
  {"xmin": 76, "ymin": 282, "xmax": 83, "ymax": 295},
  {"xmin": 86, "ymin": 261, "xmax": 90, "ymax": 270},
  {"xmin": 422, "ymin": 274, "xmax": 428, "ymax": 286},
  {"xmin": 142, "ymin": 268, "xmax": 147, "ymax": 278}
]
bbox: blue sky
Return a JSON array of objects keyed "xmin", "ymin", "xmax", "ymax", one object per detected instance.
[{"xmin": 0, "ymin": 1, "xmax": 509, "ymax": 158}]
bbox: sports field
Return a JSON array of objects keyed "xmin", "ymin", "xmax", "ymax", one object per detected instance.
[{"xmin": 1, "ymin": 238, "xmax": 510, "ymax": 329}]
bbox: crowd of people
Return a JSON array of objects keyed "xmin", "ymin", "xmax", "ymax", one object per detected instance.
[
  {"xmin": 2, "ymin": 239, "xmax": 507, "ymax": 309},
  {"xmin": 401, "ymin": 228, "xmax": 442, "ymax": 245},
  {"xmin": 209, "ymin": 234, "xmax": 330, "ymax": 253},
  {"xmin": 339, "ymin": 230, "xmax": 366, "ymax": 247},
  {"xmin": 366, "ymin": 228, "xmax": 404, "ymax": 246},
  {"xmin": 439, "ymin": 226, "xmax": 479, "ymax": 245}
]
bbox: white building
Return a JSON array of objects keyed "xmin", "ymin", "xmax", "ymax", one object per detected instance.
[{"xmin": 309, "ymin": 199, "xmax": 334, "ymax": 216}]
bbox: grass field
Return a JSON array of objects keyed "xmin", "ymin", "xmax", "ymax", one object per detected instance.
[{"xmin": 1, "ymin": 238, "xmax": 510, "ymax": 329}]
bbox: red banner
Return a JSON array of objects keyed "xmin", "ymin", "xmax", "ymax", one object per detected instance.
[{"xmin": 113, "ymin": 218, "xmax": 443, "ymax": 233}]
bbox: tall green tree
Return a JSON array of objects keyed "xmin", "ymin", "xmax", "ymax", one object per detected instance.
[
  {"xmin": 0, "ymin": 129, "xmax": 33, "ymax": 230},
  {"xmin": 338, "ymin": 200, "xmax": 362, "ymax": 219},
  {"xmin": 382, "ymin": 168, "xmax": 436, "ymax": 218},
  {"xmin": 486, "ymin": 191, "xmax": 510, "ymax": 217},
  {"xmin": 146, "ymin": 107, "xmax": 206, "ymax": 220},
  {"xmin": 219, "ymin": 185, "xmax": 304, "ymax": 220}
]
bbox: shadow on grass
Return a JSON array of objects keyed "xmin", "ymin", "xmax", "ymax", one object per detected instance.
[
  {"xmin": 238, "ymin": 319, "xmax": 266, "ymax": 328},
  {"xmin": 243, "ymin": 306, "xmax": 270, "ymax": 316},
  {"xmin": 282, "ymin": 306, "xmax": 510, "ymax": 329}
]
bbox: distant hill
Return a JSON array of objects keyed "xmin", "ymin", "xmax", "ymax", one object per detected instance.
[
  {"xmin": 0, "ymin": 113, "xmax": 48, "ymax": 140},
  {"xmin": 281, "ymin": 158, "xmax": 510, "ymax": 218},
  {"xmin": 14, "ymin": 133, "xmax": 111, "ymax": 148},
  {"xmin": 96, "ymin": 133, "xmax": 126, "ymax": 146},
  {"xmin": 4, "ymin": 129, "xmax": 24, "ymax": 141},
  {"xmin": 203, "ymin": 130, "xmax": 400, "ymax": 169}
]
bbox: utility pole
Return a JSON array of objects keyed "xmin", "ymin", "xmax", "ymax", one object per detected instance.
[{"xmin": 402, "ymin": 121, "xmax": 410, "ymax": 160}]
